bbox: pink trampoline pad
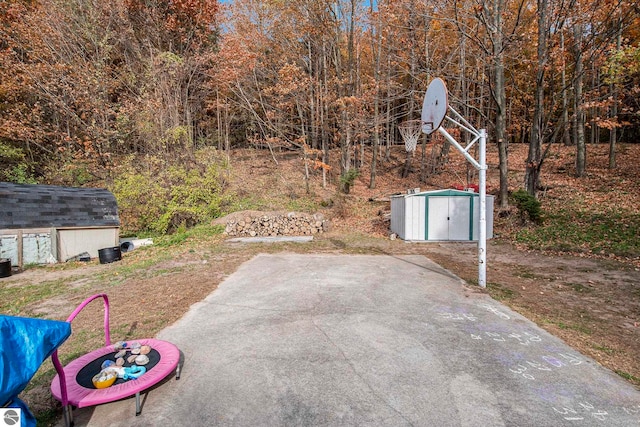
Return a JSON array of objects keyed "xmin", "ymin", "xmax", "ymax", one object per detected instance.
[{"xmin": 51, "ymin": 338, "xmax": 179, "ymax": 408}]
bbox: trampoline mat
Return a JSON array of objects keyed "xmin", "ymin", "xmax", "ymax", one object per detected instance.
[{"xmin": 76, "ymin": 349, "xmax": 161, "ymax": 389}]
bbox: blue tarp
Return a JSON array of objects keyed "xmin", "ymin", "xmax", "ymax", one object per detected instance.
[{"xmin": 1, "ymin": 315, "xmax": 71, "ymax": 424}]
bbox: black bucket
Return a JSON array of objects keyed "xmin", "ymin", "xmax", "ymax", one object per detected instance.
[
  {"xmin": 0, "ymin": 258, "xmax": 11, "ymax": 278},
  {"xmin": 98, "ymin": 247, "xmax": 122, "ymax": 264}
]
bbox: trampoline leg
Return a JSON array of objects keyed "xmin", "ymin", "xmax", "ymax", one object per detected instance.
[
  {"xmin": 63, "ymin": 404, "xmax": 74, "ymax": 427},
  {"xmin": 176, "ymin": 363, "xmax": 181, "ymax": 380},
  {"xmin": 135, "ymin": 392, "xmax": 141, "ymax": 416}
]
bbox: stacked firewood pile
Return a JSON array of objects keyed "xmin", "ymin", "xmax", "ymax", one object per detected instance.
[{"xmin": 224, "ymin": 212, "xmax": 329, "ymax": 237}]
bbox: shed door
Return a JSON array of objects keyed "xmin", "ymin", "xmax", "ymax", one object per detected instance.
[
  {"xmin": 426, "ymin": 197, "xmax": 449, "ymax": 240},
  {"xmin": 448, "ymin": 197, "xmax": 472, "ymax": 240},
  {"xmin": 426, "ymin": 196, "xmax": 473, "ymax": 241}
]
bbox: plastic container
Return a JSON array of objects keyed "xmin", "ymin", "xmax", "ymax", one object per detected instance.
[
  {"xmin": 0, "ymin": 258, "xmax": 11, "ymax": 278},
  {"xmin": 98, "ymin": 247, "xmax": 122, "ymax": 264}
]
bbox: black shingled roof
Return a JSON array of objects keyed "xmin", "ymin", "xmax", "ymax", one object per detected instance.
[{"xmin": 0, "ymin": 182, "xmax": 119, "ymax": 229}]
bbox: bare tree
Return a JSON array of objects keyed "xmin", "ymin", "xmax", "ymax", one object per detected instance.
[{"xmin": 454, "ymin": 0, "xmax": 528, "ymax": 206}]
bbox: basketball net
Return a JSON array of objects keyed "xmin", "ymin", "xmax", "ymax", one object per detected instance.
[{"xmin": 398, "ymin": 119, "xmax": 424, "ymax": 153}]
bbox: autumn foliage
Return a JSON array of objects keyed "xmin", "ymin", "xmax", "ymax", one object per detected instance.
[
  {"xmin": 0, "ymin": 0, "xmax": 219, "ymax": 184},
  {"xmin": 0, "ymin": 0, "xmax": 638, "ymax": 229}
]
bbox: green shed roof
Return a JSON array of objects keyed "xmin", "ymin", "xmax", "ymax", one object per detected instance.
[
  {"xmin": 419, "ymin": 189, "xmax": 478, "ymax": 197},
  {"xmin": 391, "ymin": 189, "xmax": 478, "ymax": 198}
]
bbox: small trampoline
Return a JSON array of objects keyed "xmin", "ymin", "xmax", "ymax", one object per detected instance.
[{"xmin": 50, "ymin": 294, "xmax": 181, "ymax": 427}]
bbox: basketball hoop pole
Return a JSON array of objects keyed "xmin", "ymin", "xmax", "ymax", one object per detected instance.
[
  {"xmin": 436, "ymin": 106, "xmax": 488, "ymax": 288},
  {"xmin": 421, "ymin": 78, "xmax": 488, "ymax": 288}
]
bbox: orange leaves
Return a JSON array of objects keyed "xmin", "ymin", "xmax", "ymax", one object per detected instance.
[
  {"xmin": 0, "ymin": 0, "xmax": 224, "ymax": 184},
  {"xmin": 164, "ymin": 0, "xmax": 218, "ymax": 33},
  {"xmin": 0, "ymin": 1, "xmax": 30, "ymax": 24},
  {"xmin": 273, "ymin": 63, "xmax": 307, "ymax": 96},
  {"xmin": 210, "ymin": 34, "xmax": 258, "ymax": 87},
  {"xmin": 125, "ymin": 0, "xmax": 218, "ymax": 33},
  {"xmin": 302, "ymin": 143, "xmax": 322, "ymax": 158},
  {"xmin": 302, "ymin": 143, "xmax": 331, "ymax": 172},
  {"xmin": 307, "ymin": 158, "xmax": 332, "ymax": 172}
]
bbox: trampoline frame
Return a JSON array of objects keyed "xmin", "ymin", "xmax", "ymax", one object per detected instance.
[{"xmin": 50, "ymin": 294, "xmax": 181, "ymax": 427}]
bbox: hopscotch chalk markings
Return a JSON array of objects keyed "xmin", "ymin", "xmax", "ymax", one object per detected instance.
[
  {"xmin": 509, "ymin": 364, "xmax": 535, "ymax": 380},
  {"xmin": 478, "ymin": 303, "xmax": 511, "ymax": 320},
  {"xmin": 553, "ymin": 402, "xmax": 609, "ymax": 422},
  {"xmin": 438, "ymin": 312, "xmax": 477, "ymax": 322},
  {"xmin": 470, "ymin": 331, "xmax": 542, "ymax": 345},
  {"xmin": 622, "ymin": 405, "xmax": 640, "ymax": 416},
  {"xmin": 557, "ymin": 352, "xmax": 584, "ymax": 366},
  {"xmin": 553, "ymin": 403, "xmax": 640, "ymax": 423},
  {"xmin": 542, "ymin": 355, "xmax": 564, "ymax": 367},
  {"xmin": 508, "ymin": 353, "xmax": 585, "ymax": 380},
  {"xmin": 434, "ymin": 302, "xmax": 639, "ymax": 424}
]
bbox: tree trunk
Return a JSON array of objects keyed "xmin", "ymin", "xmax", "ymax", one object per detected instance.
[
  {"xmin": 560, "ymin": 31, "xmax": 572, "ymax": 146},
  {"xmin": 525, "ymin": 0, "xmax": 547, "ymax": 196},
  {"xmin": 216, "ymin": 88, "xmax": 222, "ymax": 150},
  {"xmin": 573, "ymin": 24, "xmax": 586, "ymax": 177},
  {"xmin": 608, "ymin": 20, "xmax": 622, "ymax": 169},
  {"xmin": 401, "ymin": 150, "xmax": 412, "ymax": 179},
  {"xmin": 321, "ymin": 40, "xmax": 329, "ymax": 189},
  {"xmin": 385, "ymin": 53, "xmax": 392, "ymax": 162},
  {"xmin": 492, "ymin": 0, "xmax": 509, "ymax": 207},
  {"xmin": 308, "ymin": 41, "xmax": 318, "ymax": 150},
  {"xmin": 369, "ymin": 1, "xmax": 381, "ymax": 189},
  {"xmin": 401, "ymin": 0, "xmax": 418, "ymax": 180}
]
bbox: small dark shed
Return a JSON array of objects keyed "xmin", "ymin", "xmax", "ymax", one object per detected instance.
[{"xmin": 0, "ymin": 182, "xmax": 120, "ymax": 267}]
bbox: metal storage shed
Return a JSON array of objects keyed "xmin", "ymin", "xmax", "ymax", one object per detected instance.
[
  {"xmin": 0, "ymin": 182, "xmax": 120, "ymax": 267},
  {"xmin": 390, "ymin": 189, "xmax": 494, "ymax": 241}
]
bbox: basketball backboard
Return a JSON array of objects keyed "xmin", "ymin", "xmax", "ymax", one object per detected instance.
[{"xmin": 421, "ymin": 78, "xmax": 448, "ymax": 135}]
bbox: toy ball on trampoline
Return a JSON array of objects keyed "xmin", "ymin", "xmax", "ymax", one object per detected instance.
[
  {"xmin": 101, "ymin": 359, "xmax": 115, "ymax": 370},
  {"xmin": 92, "ymin": 370, "xmax": 117, "ymax": 389}
]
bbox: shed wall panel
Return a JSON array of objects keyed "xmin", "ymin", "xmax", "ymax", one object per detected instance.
[
  {"xmin": 58, "ymin": 228, "xmax": 118, "ymax": 261},
  {"xmin": 407, "ymin": 196, "xmax": 425, "ymax": 240},
  {"xmin": 390, "ymin": 196, "xmax": 406, "ymax": 239},
  {"xmin": 22, "ymin": 233, "xmax": 54, "ymax": 265},
  {"xmin": 472, "ymin": 196, "xmax": 494, "ymax": 240},
  {"xmin": 0, "ymin": 235, "xmax": 18, "ymax": 266}
]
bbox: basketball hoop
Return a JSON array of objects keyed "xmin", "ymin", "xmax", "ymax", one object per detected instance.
[
  {"xmin": 418, "ymin": 76, "xmax": 489, "ymax": 289},
  {"xmin": 398, "ymin": 119, "xmax": 424, "ymax": 152},
  {"xmin": 422, "ymin": 78, "xmax": 448, "ymax": 135}
]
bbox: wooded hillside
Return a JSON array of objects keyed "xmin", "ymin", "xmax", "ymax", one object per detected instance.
[{"xmin": 1, "ymin": 0, "xmax": 639, "ymax": 213}]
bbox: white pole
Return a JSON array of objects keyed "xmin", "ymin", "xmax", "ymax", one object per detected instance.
[{"xmin": 478, "ymin": 129, "xmax": 487, "ymax": 288}]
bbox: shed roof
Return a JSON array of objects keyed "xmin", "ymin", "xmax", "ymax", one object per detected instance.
[
  {"xmin": 391, "ymin": 189, "xmax": 479, "ymax": 199},
  {"xmin": 0, "ymin": 182, "xmax": 119, "ymax": 229}
]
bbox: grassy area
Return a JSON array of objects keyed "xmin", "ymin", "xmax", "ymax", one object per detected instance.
[
  {"xmin": 0, "ymin": 226, "xmax": 225, "ymax": 318},
  {"xmin": 615, "ymin": 370, "xmax": 640, "ymax": 383},
  {"xmin": 514, "ymin": 206, "xmax": 640, "ymax": 259},
  {"xmin": 0, "ymin": 279, "xmax": 76, "ymax": 316},
  {"xmin": 487, "ymin": 282, "xmax": 518, "ymax": 301},
  {"xmin": 546, "ymin": 319, "xmax": 594, "ymax": 336}
]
